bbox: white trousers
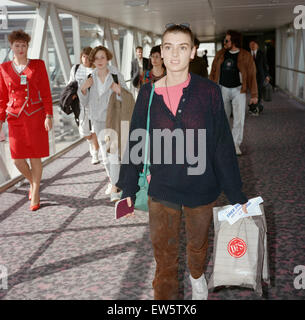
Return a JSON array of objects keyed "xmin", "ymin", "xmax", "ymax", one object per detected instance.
[
  {"xmin": 78, "ymin": 106, "xmax": 91, "ymax": 138},
  {"xmin": 220, "ymin": 85, "xmax": 246, "ymax": 147},
  {"xmin": 91, "ymin": 120, "xmax": 120, "ymax": 186}
]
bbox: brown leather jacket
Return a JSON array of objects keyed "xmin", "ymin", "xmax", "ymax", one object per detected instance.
[{"xmin": 209, "ymin": 48, "xmax": 258, "ymax": 99}]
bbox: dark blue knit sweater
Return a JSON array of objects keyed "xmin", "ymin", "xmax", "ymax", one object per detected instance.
[{"xmin": 117, "ymin": 73, "xmax": 248, "ymax": 207}]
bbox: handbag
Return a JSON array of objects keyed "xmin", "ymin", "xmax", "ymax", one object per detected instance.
[
  {"xmin": 59, "ymin": 64, "xmax": 81, "ymax": 126},
  {"xmin": 262, "ymin": 81, "xmax": 272, "ymax": 102},
  {"xmin": 134, "ymin": 84, "xmax": 155, "ymax": 211}
]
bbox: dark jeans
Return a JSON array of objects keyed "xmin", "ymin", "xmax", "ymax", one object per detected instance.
[
  {"xmin": 148, "ymin": 197, "xmax": 214, "ymax": 300},
  {"xmin": 257, "ymin": 80, "xmax": 263, "ymax": 105}
]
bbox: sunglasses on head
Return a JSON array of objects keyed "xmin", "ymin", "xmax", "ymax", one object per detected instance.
[{"xmin": 165, "ymin": 23, "xmax": 191, "ymax": 30}]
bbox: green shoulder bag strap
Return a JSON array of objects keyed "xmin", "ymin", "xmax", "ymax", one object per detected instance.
[{"xmin": 143, "ymin": 83, "xmax": 155, "ymax": 179}]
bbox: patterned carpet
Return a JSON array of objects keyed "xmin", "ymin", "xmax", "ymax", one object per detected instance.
[{"xmin": 0, "ymin": 90, "xmax": 304, "ymax": 300}]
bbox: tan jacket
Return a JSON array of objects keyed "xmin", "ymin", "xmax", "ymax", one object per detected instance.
[
  {"xmin": 209, "ymin": 48, "xmax": 258, "ymax": 99},
  {"xmin": 105, "ymin": 88, "xmax": 135, "ymax": 157}
]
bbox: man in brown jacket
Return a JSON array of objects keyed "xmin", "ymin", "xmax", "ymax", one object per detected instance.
[{"xmin": 210, "ymin": 30, "xmax": 258, "ymax": 155}]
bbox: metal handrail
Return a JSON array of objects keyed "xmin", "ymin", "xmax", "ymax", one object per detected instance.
[
  {"xmin": 0, "ymin": 80, "xmax": 135, "ymax": 192},
  {"xmin": 0, "ymin": 137, "xmax": 84, "ymax": 193},
  {"xmin": 276, "ymin": 65, "xmax": 305, "ymax": 75}
]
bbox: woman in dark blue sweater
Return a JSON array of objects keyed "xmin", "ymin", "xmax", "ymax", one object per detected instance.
[{"xmin": 117, "ymin": 24, "xmax": 248, "ymax": 300}]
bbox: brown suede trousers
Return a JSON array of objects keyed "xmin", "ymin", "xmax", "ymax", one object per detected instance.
[{"xmin": 148, "ymin": 197, "xmax": 214, "ymax": 300}]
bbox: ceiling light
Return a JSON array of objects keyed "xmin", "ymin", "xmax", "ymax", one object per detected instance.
[{"xmin": 124, "ymin": 0, "xmax": 149, "ymax": 7}]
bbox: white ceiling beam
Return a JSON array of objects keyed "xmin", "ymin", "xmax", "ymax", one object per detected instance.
[
  {"xmin": 9, "ymin": 0, "xmax": 38, "ymax": 7},
  {"xmin": 72, "ymin": 15, "xmax": 81, "ymax": 65},
  {"xmin": 113, "ymin": 39, "xmax": 121, "ymax": 71},
  {"xmin": 58, "ymin": 7, "xmax": 99, "ymax": 25},
  {"xmin": 48, "ymin": 3, "xmax": 71, "ymax": 83},
  {"xmin": 103, "ymin": 19, "xmax": 118, "ymax": 68},
  {"xmin": 134, "ymin": 31, "xmax": 142, "ymax": 49},
  {"xmin": 43, "ymin": 33, "xmax": 49, "ymax": 77},
  {"xmin": 0, "ymin": 6, "xmax": 8, "ymax": 30},
  {"xmin": 29, "ymin": 2, "xmax": 49, "ymax": 59},
  {"xmin": 121, "ymin": 30, "xmax": 134, "ymax": 85},
  {"xmin": 10, "ymin": 0, "xmax": 300, "ymax": 38}
]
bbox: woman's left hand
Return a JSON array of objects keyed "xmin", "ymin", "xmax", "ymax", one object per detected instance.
[
  {"xmin": 45, "ymin": 117, "xmax": 53, "ymax": 131},
  {"xmin": 111, "ymin": 82, "xmax": 121, "ymax": 96}
]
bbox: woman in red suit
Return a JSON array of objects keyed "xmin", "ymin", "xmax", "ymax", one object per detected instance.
[{"xmin": 0, "ymin": 30, "xmax": 53, "ymax": 211}]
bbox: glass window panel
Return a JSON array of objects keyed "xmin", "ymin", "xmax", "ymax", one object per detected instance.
[
  {"xmin": 143, "ymin": 34, "xmax": 152, "ymax": 59},
  {"xmin": 79, "ymin": 21, "xmax": 103, "ymax": 49},
  {"xmin": 297, "ymin": 36, "xmax": 304, "ymax": 99},
  {"xmin": 58, "ymin": 12, "xmax": 74, "ymax": 63},
  {"xmin": 0, "ymin": 1, "xmax": 36, "ymax": 63},
  {"xmin": 46, "ymin": 16, "xmax": 80, "ymax": 155},
  {"xmin": 118, "ymin": 27, "xmax": 127, "ymax": 70},
  {"xmin": 198, "ymin": 42, "xmax": 215, "ymax": 76}
]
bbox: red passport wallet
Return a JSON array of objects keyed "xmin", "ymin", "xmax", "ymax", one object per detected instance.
[{"xmin": 115, "ymin": 198, "xmax": 134, "ymax": 219}]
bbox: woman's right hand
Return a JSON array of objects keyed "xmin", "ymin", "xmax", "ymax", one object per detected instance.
[
  {"xmin": 125, "ymin": 197, "xmax": 135, "ymax": 218},
  {"xmin": 81, "ymin": 76, "xmax": 93, "ymax": 94}
]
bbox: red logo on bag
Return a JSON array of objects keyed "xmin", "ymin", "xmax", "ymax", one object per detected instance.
[{"xmin": 227, "ymin": 238, "xmax": 247, "ymax": 258}]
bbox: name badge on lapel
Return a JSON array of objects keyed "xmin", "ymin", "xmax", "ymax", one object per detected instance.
[{"xmin": 20, "ymin": 75, "xmax": 27, "ymax": 85}]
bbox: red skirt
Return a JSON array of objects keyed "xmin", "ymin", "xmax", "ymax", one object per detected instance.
[{"xmin": 7, "ymin": 109, "xmax": 50, "ymax": 159}]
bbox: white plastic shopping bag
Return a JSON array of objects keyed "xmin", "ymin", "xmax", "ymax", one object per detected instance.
[{"xmin": 208, "ymin": 200, "xmax": 270, "ymax": 296}]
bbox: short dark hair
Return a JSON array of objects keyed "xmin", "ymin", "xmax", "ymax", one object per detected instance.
[
  {"xmin": 89, "ymin": 45, "xmax": 113, "ymax": 63},
  {"xmin": 149, "ymin": 45, "xmax": 161, "ymax": 57},
  {"xmin": 162, "ymin": 24, "xmax": 194, "ymax": 48},
  {"xmin": 226, "ymin": 30, "xmax": 242, "ymax": 48},
  {"xmin": 148, "ymin": 45, "xmax": 164, "ymax": 70},
  {"xmin": 136, "ymin": 46, "xmax": 143, "ymax": 51},
  {"xmin": 8, "ymin": 29, "xmax": 31, "ymax": 44}
]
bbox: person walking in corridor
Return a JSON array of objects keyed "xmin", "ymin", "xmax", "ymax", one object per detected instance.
[
  {"xmin": 209, "ymin": 30, "xmax": 258, "ymax": 155},
  {"xmin": 79, "ymin": 46, "xmax": 129, "ymax": 202},
  {"xmin": 249, "ymin": 39, "xmax": 270, "ymax": 115},
  {"xmin": 131, "ymin": 46, "xmax": 149, "ymax": 90},
  {"xmin": 142, "ymin": 45, "xmax": 166, "ymax": 84},
  {"xmin": 0, "ymin": 30, "xmax": 53, "ymax": 211},
  {"xmin": 68, "ymin": 47, "xmax": 100, "ymax": 165},
  {"xmin": 117, "ymin": 24, "xmax": 248, "ymax": 300},
  {"xmin": 189, "ymin": 38, "xmax": 208, "ymax": 77}
]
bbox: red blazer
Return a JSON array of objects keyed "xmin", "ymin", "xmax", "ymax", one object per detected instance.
[{"xmin": 0, "ymin": 59, "xmax": 53, "ymax": 122}]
